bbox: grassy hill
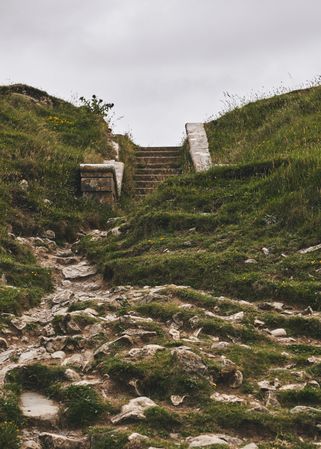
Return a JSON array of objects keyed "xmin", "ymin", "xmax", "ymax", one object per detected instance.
[
  {"xmin": 2, "ymin": 84, "xmax": 321, "ymax": 449},
  {"xmin": 0, "ymin": 84, "xmax": 115, "ymax": 314},
  {"xmin": 83, "ymin": 86, "xmax": 321, "ymax": 309}
]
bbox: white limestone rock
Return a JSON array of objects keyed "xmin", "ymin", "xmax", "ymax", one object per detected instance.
[
  {"xmin": 186, "ymin": 433, "xmax": 242, "ymax": 448},
  {"xmin": 111, "ymin": 396, "xmax": 156, "ymax": 424}
]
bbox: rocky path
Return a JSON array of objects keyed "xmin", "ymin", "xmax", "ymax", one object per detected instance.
[{"xmin": 2, "ymin": 233, "xmax": 321, "ymax": 448}]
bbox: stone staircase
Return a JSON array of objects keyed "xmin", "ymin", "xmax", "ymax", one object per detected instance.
[{"xmin": 134, "ymin": 146, "xmax": 182, "ymax": 197}]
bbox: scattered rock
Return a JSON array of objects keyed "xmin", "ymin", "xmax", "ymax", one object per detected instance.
[
  {"xmin": 241, "ymin": 444, "xmax": 259, "ymax": 449},
  {"xmin": 19, "ymin": 179, "xmax": 29, "ymax": 190},
  {"xmin": 170, "ymin": 395, "xmax": 185, "ymax": 406},
  {"xmin": 299, "ymin": 243, "xmax": 321, "ymax": 254},
  {"xmin": 128, "ymin": 345, "xmax": 165, "ymax": 359},
  {"xmin": 44, "ymin": 230, "xmax": 55, "ymax": 240},
  {"xmin": 186, "ymin": 433, "xmax": 242, "ymax": 448},
  {"xmin": 171, "ymin": 346, "xmax": 207, "ymax": 375},
  {"xmin": 111, "ymin": 396, "xmax": 156, "ymax": 424},
  {"xmin": 19, "ymin": 347, "xmax": 50, "ymax": 364},
  {"xmin": 39, "ymin": 432, "xmax": 89, "ymax": 449},
  {"xmin": 229, "ymin": 370, "xmax": 243, "ymax": 388},
  {"xmin": 0, "ymin": 337, "xmax": 8, "ymax": 350},
  {"xmin": 65, "ymin": 369, "xmax": 81, "ymax": 382},
  {"xmin": 210, "ymin": 392, "xmax": 245, "ymax": 404},
  {"xmin": 22, "ymin": 440, "xmax": 41, "ymax": 449},
  {"xmin": 290, "ymin": 405, "xmax": 321, "ymax": 415},
  {"xmin": 258, "ymin": 380, "xmax": 280, "ymax": 391},
  {"xmin": 128, "ymin": 433, "xmax": 148, "ymax": 442},
  {"xmin": 244, "ymin": 259, "xmax": 258, "ymax": 264},
  {"xmin": 270, "ymin": 328, "xmax": 287, "ymax": 338}
]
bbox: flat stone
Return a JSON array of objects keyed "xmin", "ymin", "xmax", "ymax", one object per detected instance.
[
  {"xmin": 211, "ymin": 392, "xmax": 245, "ymax": 404},
  {"xmin": 19, "ymin": 347, "xmax": 50, "ymax": 363},
  {"xmin": 241, "ymin": 444, "xmax": 259, "ymax": 449},
  {"xmin": 128, "ymin": 345, "xmax": 165, "ymax": 359},
  {"xmin": 299, "ymin": 243, "xmax": 321, "ymax": 254},
  {"xmin": 111, "ymin": 396, "xmax": 156, "ymax": 424},
  {"xmin": 270, "ymin": 328, "xmax": 287, "ymax": 338},
  {"xmin": 20, "ymin": 392, "xmax": 59, "ymax": 423},
  {"xmin": 22, "ymin": 440, "xmax": 41, "ymax": 449},
  {"xmin": 39, "ymin": 432, "xmax": 88, "ymax": 449},
  {"xmin": 51, "ymin": 351, "xmax": 66, "ymax": 360},
  {"xmin": 186, "ymin": 433, "xmax": 242, "ymax": 448},
  {"xmin": 290, "ymin": 405, "xmax": 321, "ymax": 415}
]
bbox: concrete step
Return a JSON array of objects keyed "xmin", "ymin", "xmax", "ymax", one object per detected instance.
[
  {"xmin": 134, "ymin": 175, "xmax": 174, "ymax": 182},
  {"xmin": 135, "ymin": 156, "xmax": 180, "ymax": 165},
  {"xmin": 134, "ymin": 187, "xmax": 156, "ymax": 195},
  {"xmin": 136, "ymin": 150, "xmax": 180, "ymax": 157},
  {"xmin": 135, "ymin": 167, "xmax": 179, "ymax": 174},
  {"xmin": 135, "ymin": 180, "xmax": 164, "ymax": 186},
  {"xmin": 138, "ymin": 146, "xmax": 181, "ymax": 152}
]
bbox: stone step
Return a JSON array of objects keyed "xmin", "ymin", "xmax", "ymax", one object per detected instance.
[
  {"xmin": 136, "ymin": 162, "xmax": 180, "ymax": 169},
  {"xmin": 135, "ymin": 180, "xmax": 165, "ymax": 186},
  {"xmin": 134, "ymin": 187, "xmax": 156, "ymax": 195},
  {"xmin": 135, "ymin": 167, "xmax": 179, "ymax": 174},
  {"xmin": 134, "ymin": 175, "xmax": 175, "ymax": 182},
  {"xmin": 135, "ymin": 156, "xmax": 180, "ymax": 164}
]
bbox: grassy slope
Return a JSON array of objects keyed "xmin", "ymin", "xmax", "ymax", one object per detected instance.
[
  {"xmin": 0, "ymin": 84, "xmax": 115, "ymax": 313},
  {"xmin": 83, "ymin": 86, "xmax": 321, "ymax": 308}
]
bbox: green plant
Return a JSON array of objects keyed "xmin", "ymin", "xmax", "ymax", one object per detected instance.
[
  {"xmin": 0, "ymin": 422, "xmax": 20, "ymax": 449},
  {"xmin": 144, "ymin": 406, "xmax": 181, "ymax": 431},
  {"xmin": 79, "ymin": 95, "xmax": 114, "ymax": 118},
  {"xmin": 62, "ymin": 385, "xmax": 107, "ymax": 427},
  {"xmin": 6, "ymin": 364, "xmax": 66, "ymax": 392}
]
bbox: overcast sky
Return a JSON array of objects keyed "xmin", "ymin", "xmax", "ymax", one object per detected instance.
[{"xmin": 1, "ymin": 0, "xmax": 321, "ymax": 145}]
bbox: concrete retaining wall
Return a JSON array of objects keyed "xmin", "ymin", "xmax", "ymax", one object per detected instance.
[
  {"xmin": 80, "ymin": 161, "xmax": 124, "ymax": 205},
  {"xmin": 185, "ymin": 123, "xmax": 212, "ymax": 172}
]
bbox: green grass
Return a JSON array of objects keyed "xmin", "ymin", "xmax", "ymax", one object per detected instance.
[
  {"xmin": 0, "ymin": 422, "xmax": 20, "ymax": 449},
  {"xmin": 82, "ymin": 86, "xmax": 321, "ymax": 309},
  {"xmin": 101, "ymin": 352, "xmax": 212, "ymax": 403},
  {"xmin": 61, "ymin": 385, "xmax": 109, "ymax": 427},
  {"xmin": 5, "ymin": 363, "xmax": 66, "ymax": 392},
  {"xmin": 0, "ymin": 84, "xmax": 117, "ymax": 315}
]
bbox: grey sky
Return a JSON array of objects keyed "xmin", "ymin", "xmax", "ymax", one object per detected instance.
[{"xmin": 1, "ymin": 0, "xmax": 321, "ymax": 145}]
